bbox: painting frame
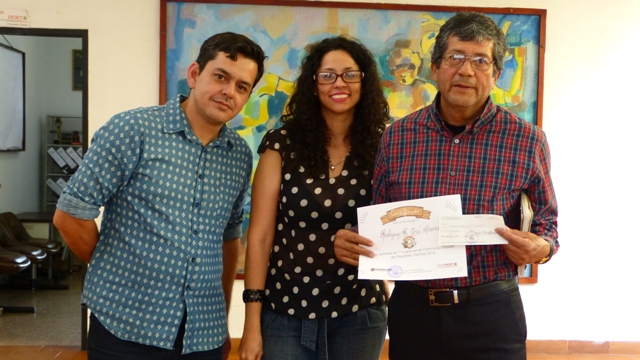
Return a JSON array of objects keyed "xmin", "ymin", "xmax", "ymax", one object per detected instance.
[{"xmin": 160, "ymin": 0, "xmax": 545, "ymax": 283}]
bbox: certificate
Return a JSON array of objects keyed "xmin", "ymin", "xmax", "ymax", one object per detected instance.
[
  {"xmin": 439, "ymin": 215, "xmax": 507, "ymax": 245},
  {"xmin": 357, "ymin": 195, "xmax": 467, "ymax": 281}
]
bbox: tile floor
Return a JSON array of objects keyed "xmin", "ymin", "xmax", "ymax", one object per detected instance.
[
  {"xmin": 1, "ymin": 270, "xmax": 638, "ymax": 359},
  {"xmin": 2, "ymin": 344, "xmax": 640, "ymax": 360},
  {"xmin": 0, "ymin": 269, "xmax": 84, "ymax": 347}
]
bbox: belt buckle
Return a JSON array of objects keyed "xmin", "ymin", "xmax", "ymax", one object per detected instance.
[{"xmin": 428, "ymin": 288, "xmax": 458, "ymax": 306}]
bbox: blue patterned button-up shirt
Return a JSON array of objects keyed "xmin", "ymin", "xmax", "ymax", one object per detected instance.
[{"xmin": 57, "ymin": 95, "xmax": 252, "ymax": 353}]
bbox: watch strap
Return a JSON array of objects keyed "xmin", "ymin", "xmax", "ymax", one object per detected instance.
[{"xmin": 536, "ymin": 238, "xmax": 555, "ymax": 264}]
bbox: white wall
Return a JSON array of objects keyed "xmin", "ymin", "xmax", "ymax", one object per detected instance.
[{"xmin": 1, "ymin": 0, "xmax": 638, "ymax": 342}]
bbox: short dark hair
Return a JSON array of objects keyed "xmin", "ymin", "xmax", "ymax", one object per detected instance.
[
  {"xmin": 195, "ymin": 32, "xmax": 267, "ymax": 88},
  {"xmin": 431, "ymin": 12, "xmax": 507, "ymax": 76}
]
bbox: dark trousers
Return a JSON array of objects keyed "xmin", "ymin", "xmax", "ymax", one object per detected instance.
[
  {"xmin": 388, "ymin": 283, "xmax": 527, "ymax": 360},
  {"xmin": 88, "ymin": 312, "xmax": 223, "ymax": 360}
]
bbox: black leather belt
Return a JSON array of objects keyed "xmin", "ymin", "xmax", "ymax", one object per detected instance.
[{"xmin": 395, "ymin": 278, "xmax": 518, "ymax": 306}]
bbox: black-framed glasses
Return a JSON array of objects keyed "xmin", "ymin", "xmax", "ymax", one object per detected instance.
[
  {"xmin": 314, "ymin": 71, "xmax": 364, "ymax": 84},
  {"xmin": 443, "ymin": 53, "xmax": 494, "ymax": 71}
]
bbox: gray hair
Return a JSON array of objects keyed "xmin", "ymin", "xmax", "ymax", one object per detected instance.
[{"xmin": 431, "ymin": 12, "xmax": 507, "ymax": 76}]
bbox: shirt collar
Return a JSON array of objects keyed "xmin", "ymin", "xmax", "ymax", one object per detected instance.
[
  {"xmin": 163, "ymin": 94, "xmax": 236, "ymax": 149},
  {"xmin": 427, "ymin": 93, "xmax": 498, "ymax": 135}
]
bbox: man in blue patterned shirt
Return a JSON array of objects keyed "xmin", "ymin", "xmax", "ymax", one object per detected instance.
[
  {"xmin": 335, "ymin": 12, "xmax": 558, "ymax": 360},
  {"xmin": 53, "ymin": 32, "xmax": 266, "ymax": 359}
]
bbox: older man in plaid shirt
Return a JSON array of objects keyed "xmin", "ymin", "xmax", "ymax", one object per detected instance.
[{"xmin": 335, "ymin": 12, "xmax": 558, "ymax": 360}]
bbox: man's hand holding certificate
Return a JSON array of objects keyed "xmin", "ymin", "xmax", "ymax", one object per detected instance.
[
  {"xmin": 356, "ymin": 195, "xmax": 508, "ymax": 281},
  {"xmin": 356, "ymin": 195, "xmax": 467, "ymax": 280},
  {"xmin": 439, "ymin": 215, "xmax": 507, "ymax": 245}
]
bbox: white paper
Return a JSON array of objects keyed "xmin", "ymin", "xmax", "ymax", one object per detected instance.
[
  {"xmin": 46, "ymin": 178, "xmax": 63, "ymax": 196},
  {"xmin": 56, "ymin": 147, "xmax": 78, "ymax": 169},
  {"xmin": 518, "ymin": 192, "xmax": 533, "ymax": 277},
  {"xmin": 0, "ymin": 9, "xmax": 29, "ymax": 28},
  {"xmin": 66, "ymin": 147, "xmax": 83, "ymax": 166},
  {"xmin": 438, "ymin": 214, "xmax": 507, "ymax": 245},
  {"xmin": 47, "ymin": 147, "xmax": 70, "ymax": 173},
  {"xmin": 357, "ymin": 195, "xmax": 467, "ymax": 281},
  {"xmin": 55, "ymin": 178, "xmax": 67, "ymax": 191}
]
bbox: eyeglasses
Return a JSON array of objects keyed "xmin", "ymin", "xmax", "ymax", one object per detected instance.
[
  {"xmin": 442, "ymin": 53, "xmax": 494, "ymax": 71},
  {"xmin": 314, "ymin": 71, "xmax": 364, "ymax": 84}
]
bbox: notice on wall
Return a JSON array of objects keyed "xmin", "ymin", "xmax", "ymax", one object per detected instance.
[{"xmin": 0, "ymin": 9, "xmax": 29, "ymax": 28}]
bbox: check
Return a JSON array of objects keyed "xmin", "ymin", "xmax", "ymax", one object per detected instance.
[
  {"xmin": 439, "ymin": 215, "xmax": 507, "ymax": 245},
  {"xmin": 357, "ymin": 195, "xmax": 467, "ymax": 281}
]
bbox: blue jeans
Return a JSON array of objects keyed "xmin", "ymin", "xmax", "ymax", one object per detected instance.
[
  {"xmin": 88, "ymin": 313, "xmax": 223, "ymax": 360},
  {"xmin": 260, "ymin": 306, "xmax": 387, "ymax": 360}
]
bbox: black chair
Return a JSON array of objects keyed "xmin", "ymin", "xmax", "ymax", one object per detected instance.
[
  {"xmin": 0, "ymin": 248, "xmax": 35, "ymax": 313},
  {"xmin": 0, "ymin": 221, "xmax": 47, "ymax": 290},
  {"xmin": 0, "ymin": 212, "xmax": 63, "ymax": 282}
]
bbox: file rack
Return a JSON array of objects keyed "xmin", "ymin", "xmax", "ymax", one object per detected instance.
[{"xmin": 43, "ymin": 115, "xmax": 83, "ymax": 213}]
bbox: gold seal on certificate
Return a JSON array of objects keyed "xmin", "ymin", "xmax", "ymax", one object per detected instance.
[{"xmin": 402, "ymin": 236, "xmax": 416, "ymax": 249}]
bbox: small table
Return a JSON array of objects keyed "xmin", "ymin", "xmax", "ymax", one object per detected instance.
[
  {"xmin": 16, "ymin": 211, "xmax": 55, "ymax": 246},
  {"xmin": 15, "ymin": 212, "xmax": 54, "ymax": 222}
]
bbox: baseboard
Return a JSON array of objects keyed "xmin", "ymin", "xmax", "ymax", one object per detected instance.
[
  {"xmin": 526, "ymin": 340, "xmax": 640, "ymax": 354},
  {"xmin": 230, "ymin": 339, "xmax": 640, "ymax": 355},
  {"xmin": 228, "ymin": 338, "xmax": 388, "ymax": 357}
]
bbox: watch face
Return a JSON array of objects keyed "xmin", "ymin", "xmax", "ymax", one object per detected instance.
[{"xmin": 243, "ymin": 290, "xmax": 265, "ymax": 303}]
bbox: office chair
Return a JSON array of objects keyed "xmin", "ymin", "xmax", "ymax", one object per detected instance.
[
  {"xmin": 0, "ymin": 248, "xmax": 36, "ymax": 313},
  {"xmin": 0, "ymin": 212, "xmax": 63, "ymax": 282},
  {"xmin": 0, "ymin": 221, "xmax": 47, "ymax": 290}
]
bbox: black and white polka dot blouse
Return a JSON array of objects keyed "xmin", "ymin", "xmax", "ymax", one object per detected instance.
[{"xmin": 258, "ymin": 128, "xmax": 386, "ymax": 319}]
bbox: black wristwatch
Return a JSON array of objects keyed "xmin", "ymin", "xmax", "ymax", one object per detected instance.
[
  {"xmin": 242, "ymin": 289, "xmax": 266, "ymax": 303},
  {"xmin": 536, "ymin": 239, "xmax": 555, "ymax": 264}
]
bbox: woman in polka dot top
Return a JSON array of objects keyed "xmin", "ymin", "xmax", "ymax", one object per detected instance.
[{"xmin": 239, "ymin": 36, "xmax": 391, "ymax": 360}]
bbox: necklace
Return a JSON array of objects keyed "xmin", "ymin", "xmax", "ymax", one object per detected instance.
[
  {"xmin": 329, "ymin": 145, "xmax": 351, "ymax": 171},
  {"xmin": 330, "ymin": 158, "xmax": 346, "ymax": 170}
]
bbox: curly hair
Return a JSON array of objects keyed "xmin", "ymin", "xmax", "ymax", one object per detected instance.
[{"xmin": 281, "ymin": 35, "xmax": 390, "ymax": 179}]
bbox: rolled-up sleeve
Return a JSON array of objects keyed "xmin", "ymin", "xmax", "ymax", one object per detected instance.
[
  {"xmin": 57, "ymin": 193, "xmax": 101, "ymax": 220},
  {"xmin": 56, "ymin": 113, "xmax": 141, "ymax": 220}
]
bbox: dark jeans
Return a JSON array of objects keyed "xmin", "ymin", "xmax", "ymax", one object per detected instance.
[
  {"xmin": 388, "ymin": 283, "xmax": 527, "ymax": 360},
  {"xmin": 260, "ymin": 305, "xmax": 387, "ymax": 360},
  {"xmin": 88, "ymin": 313, "xmax": 223, "ymax": 360}
]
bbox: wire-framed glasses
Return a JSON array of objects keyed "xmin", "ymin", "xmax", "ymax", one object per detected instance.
[
  {"xmin": 443, "ymin": 53, "xmax": 494, "ymax": 71},
  {"xmin": 314, "ymin": 71, "xmax": 364, "ymax": 84}
]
